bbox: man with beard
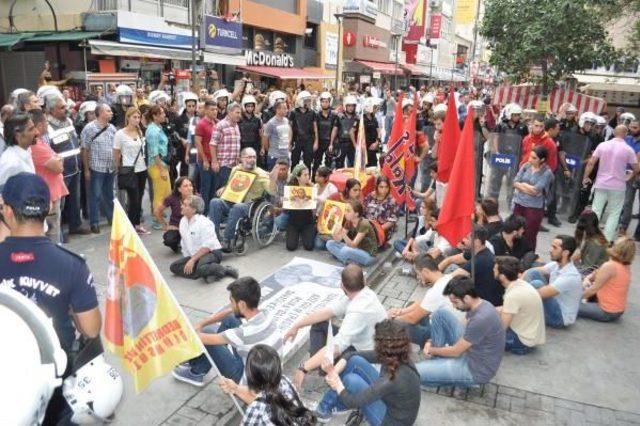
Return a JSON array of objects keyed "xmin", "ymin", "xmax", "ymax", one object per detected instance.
[
  {"xmin": 172, "ymin": 277, "xmax": 281, "ymax": 386},
  {"xmin": 313, "ymin": 92, "xmax": 337, "ymax": 178},
  {"xmin": 0, "ymin": 114, "xmax": 38, "ymax": 187}
]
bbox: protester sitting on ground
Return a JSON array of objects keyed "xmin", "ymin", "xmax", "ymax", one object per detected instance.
[
  {"xmin": 476, "ymin": 198, "xmax": 503, "ymax": 239},
  {"xmin": 494, "ymin": 256, "xmax": 545, "ymax": 355},
  {"xmin": 579, "ymin": 237, "xmax": 634, "ymax": 322},
  {"xmin": 388, "ymin": 255, "xmax": 463, "ymax": 347},
  {"xmin": 173, "ymin": 277, "xmax": 282, "ymax": 386},
  {"xmin": 315, "ymin": 166, "xmax": 338, "ymax": 215},
  {"xmin": 284, "ymin": 164, "xmax": 316, "ymax": 251},
  {"xmin": 411, "ymin": 162, "xmax": 438, "ymax": 205},
  {"xmin": 417, "ymin": 277, "xmax": 505, "ymax": 388},
  {"xmin": 438, "ymin": 226, "xmax": 504, "ymax": 306},
  {"xmin": 268, "ymin": 157, "xmax": 290, "ymax": 231},
  {"xmin": 155, "ymin": 176, "xmax": 194, "ymax": 252},
  {"xmin": 327, "ymin": 200, "xmax": 379, "ymax": 266},
  {"xmin": 284, "ymin": 264, "xmax": 386, "ymax": 389},
  {"xmin": 393, "ymin": 198, "xmax": 433, "ymax": 261},
  {"xmin": 489, "ymin": 214, "xmax": 533, "ymax": 262},
  {"xmin": 169, "ymin": 195, "xmax": 238, "ymax": 282},
  {"xmin": 512, "ymin": 146, "xmax": 554, "ymax": 251},
  {"xmin": 573, "ymin": 211, "xmax": 609, "ymax": 276},
  {"xmin": 209, "ymin": 148, "xmax": 273, "ymax": 253},
  {"xmin": 218, "ymin": 345, "xmax": 316, "ymax": 426},
  {"xmin": 315, "ymin": 320, "xmax": 421, "ymax": 425},
  {"xmin": 329, "ymin": 177, "xmax": 362, "ymax": 202},
  {"xmin": 523, "ymin": 235, "xmax": 582, "ymax": 328},
  {"xmin": 363, "ymin": 175, "xmax": 398, "ymax": 242}
]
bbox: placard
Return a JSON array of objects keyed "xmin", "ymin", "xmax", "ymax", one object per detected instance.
[
  {"xmin": 283, "ymin": 186, "xmax": 317, "ymax": 210},
  {"xmin": 318, "ymin": 200, "xmax": 347, "ymax": 235},
  {"xmin": 220, "ymin": 170, "xmax": 256, "ymax": 203}
]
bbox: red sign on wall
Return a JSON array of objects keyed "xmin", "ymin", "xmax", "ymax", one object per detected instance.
[
  {"xmin": 363, "ymin": 35, "xmax": 380, "ymax": 48},
  {"xmin": 429, "ymin": 14, "xmax": 442, "ymax": 39},
  {"xmin": 343, "ymin": 31, "xmax": 356, "ymax": 47}
]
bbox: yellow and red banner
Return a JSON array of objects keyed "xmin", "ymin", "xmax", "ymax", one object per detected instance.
[
  {"xmin": 104, "ymin": 200, "xmax": 203, "ymax": 393},
  {"xmin": 353, "ymin": 111, "xmax": 368, "ymax": 179}
]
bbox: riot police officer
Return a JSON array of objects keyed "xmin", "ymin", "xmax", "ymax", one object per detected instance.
[
  {"xmin": 313, "ymin": 91, "xmax": 337, "ymax": 177},
  {"xmin": 333, "ymin": 95, "xmax": 359, "ymax": 168},
  {"xmin": 238, "ymin": 95, "xmax": 264, "ymax": 166},
  {"xmin": 289, "ymin": 90, "xmax": 317, "ymax": 171}
]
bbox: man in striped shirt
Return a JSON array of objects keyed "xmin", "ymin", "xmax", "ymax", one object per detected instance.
[{"xmin": 172, "ymin": 277, "xmax": 282, "ymax": 386}]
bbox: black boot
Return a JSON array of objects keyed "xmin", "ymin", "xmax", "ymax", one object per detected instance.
[
  {"xmin": 200, "ymin": 264, "xmax": 226, "ymax": 283},
  {"xmin": 224, "ymin": 266, "xmax": 239, "ymax": 279},
  {"xmin": 548, "ymin": 216, "xmax": 562, "ymax": 227}
]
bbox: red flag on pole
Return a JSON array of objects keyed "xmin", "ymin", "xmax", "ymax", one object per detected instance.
[
  {"xmin": 436, "ymin": 89, "xmax": 461, "ymax": 183},
  {"xmin": 437, "ymin": 109, "xmax": 475, "ymax": 247},
  {"xmin": 403, "ymin": 93, "xmax": 418, "ymax": 210},
  {"xmin": 382, "ymin": 93, "xmax": 411, "ymax": 207}
]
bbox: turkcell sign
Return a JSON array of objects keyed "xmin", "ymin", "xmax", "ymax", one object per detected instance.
[
  {"xmin": 245, "ymin": 51, "xmax": 295, "ymax": 68},
  {"xmin": 491, "ymin": 153, "xmax": 517, "ymax": 169},
  {"xmin": 202, "ymin": 15, "xmax": 242, "ymax": 50}
]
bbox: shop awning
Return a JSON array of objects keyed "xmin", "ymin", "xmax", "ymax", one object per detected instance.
[
  {"xmin": 27, "ymin": 31, "xmax": 105, "ymax": 42},
  {"xmin": 353, "ymin": 60, "xmax": 404, "ymax": 75},
  {"xmin": 237, "ymin": 66, "xmax": 334, "ymax": 80},
  {"xmin": 89, "ymin": 40, "xmax": 193, "ymax": 61},
  {"xmin": 582, "ymin": 82, "xmax": 640, "ymax": 93},
  {"xmin": 403, "ymin": 63, "xmax": 429, "ymax": 76},
  {"xmin": 0, "ymin": 32, "xmax": 36, "ymax": 50},
  {"xmin": 202, "ymin": 51, "xmax": 245, "ymax": 66}
]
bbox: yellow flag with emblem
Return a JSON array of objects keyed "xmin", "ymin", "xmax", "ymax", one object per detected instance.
[{"xmin": 104, "ymin": 200, "xmax": 203, "ymax": 393}]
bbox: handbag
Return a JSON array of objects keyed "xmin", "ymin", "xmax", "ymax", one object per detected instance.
[{"xmin": 118, "ymin": 137, "xmax": 144, "ymax": 190}]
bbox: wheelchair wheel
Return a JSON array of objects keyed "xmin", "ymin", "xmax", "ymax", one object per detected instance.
[
  {"xmin": 252, "ymin": 201, "xmax": 277, "ymax": 247},
  {"xmin": 232, "ymin": 219, "xmax": 249, "ymax": 256}
]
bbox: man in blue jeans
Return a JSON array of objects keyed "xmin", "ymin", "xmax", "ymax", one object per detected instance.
[
  {"xmin": 416, "ymin": 277, "xmax": 505, "ymax": 388},
  {"xmin": 172, "ymin": 277, "xmax": 282, "ymax": 386},
  {"xmin": 523, "ymin": 235, "xmax": 582, "ymax": 328}
]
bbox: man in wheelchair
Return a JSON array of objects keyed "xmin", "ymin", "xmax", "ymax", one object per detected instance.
[{"xmin": 208, "ymin": 147, "xmax": 274, "ymax": 252}]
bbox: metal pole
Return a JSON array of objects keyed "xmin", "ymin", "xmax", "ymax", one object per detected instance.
[
  {"xmin": 470, "ymin": 0, "xmax": 482, "ymax": 63},
  {"xmin": 190, "ymin": 0, "xmax": 197, "ymax": 90},
  {"xmin": 335, "ymin": 15, "xmax": 342, "ymax": 92},
  {"xmin": 394, "ymin": 35, "xmax": 399, "ymax": 90}
]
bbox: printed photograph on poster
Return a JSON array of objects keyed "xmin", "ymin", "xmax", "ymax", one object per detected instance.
[
  {"xmin": 283, "ymin": 186, "xmax": 317, "ymax": 210},
  {"xmin": 318, "ymin": 200, "xmax": 347, "ymax": 235},
  {"xmin": 220, "ymin": 170, "xmax": 256, "ymax": 203}
]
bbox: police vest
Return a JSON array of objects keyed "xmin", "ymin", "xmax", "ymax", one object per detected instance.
[
  {"xmin": 337, "ymin": 113, "xmax": 357, "ymax": 142},
  {"xmin": 316, "ymin": 110, "xmax": 336, "ymax": 144},
  {"xmin": 291, "ymin": 108, "xmax": 315, "ymax": 142},
  {"xmin": 47, "ymin": 119, "xmax": 80, "ymax": 177},
  {"xmin": 238, "ymin": 115, "xmax": 262, "ymax": 149}
]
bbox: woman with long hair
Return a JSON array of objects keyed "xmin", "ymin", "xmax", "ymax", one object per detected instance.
[
  {"xmin": 579, "ymin": 237, "xmax": 635, "ymax": 322},
  {"xmin": 573, "ymin": 211, "xmax": 609, "ymax": 276},
  {"xmin": 315, "ymin": 320, "xmax": 421, "ymax": 425},
  {"xmin": 114, "ymin": 107, "xmax": 149, "ymax": 234},
  {"xmin": 329, "ymin": 177, "xmax": 361, "ymax": 202},
  {"xmin": 512, "ymin": 145, "xmax": 554, "ymax": 251},
  {"xmin": 219, "ymin": 344, "xmax": 315, "ymax": 426},
  {"xmin": 363, "ymin": 175, "xmax": 398, "ymax": 241},
  {"xmin": 145, "ymin": 105, "xmax": 171, "ymax": 215},
  {"xmin": 154, "ymin": 176, "xmax": 194, "ymax": 252},
  {"xmin": 285, "ymin": 164, "xmax": 316, "ymax": 251},
  {"xmin": 326, "ymin": 199, "xmax": 378, "ymax": 266}
]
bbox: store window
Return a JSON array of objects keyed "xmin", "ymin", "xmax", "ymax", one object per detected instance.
[
  {"xmin": 242, "ymin": 27, "xmax": 253, "ymax": 49},
  {"xmin": 274, "ymin": 32, "xmax": 296, "ymax": 54},
  {"xmin": 304, "ymin": 24, "xmax": 317, "ymax": 49},
  {"xmin": 378, "ymin": 0, "xmax": 391, "ymax": 15},
  {"xmin": 254, "ymin": 29, "xmax": 273, "ymax": 51}
]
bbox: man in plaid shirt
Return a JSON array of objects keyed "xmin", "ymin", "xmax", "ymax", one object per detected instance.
[{"xmin": 210, "ymin": 102, "xmax": 241, "ymax": 192}]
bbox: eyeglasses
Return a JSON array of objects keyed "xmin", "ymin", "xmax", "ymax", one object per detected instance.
[{"xmin": 242, "ymin": 155, "xmax": 257, "ymax": 159}]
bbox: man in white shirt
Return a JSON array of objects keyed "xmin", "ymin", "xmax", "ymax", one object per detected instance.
[
  {"xmin": 389, "ymin": 254, "xmax": 464, "ymax": 347},
  {"xmin": 0, "ymin": 113, "xmax": 38, "ymax": 189},
  {"xmin": 495, "ymin": 256, "xmax": 545, "ymax": 355},
  {"xmin": 284, "ymin": 264, "xmax": 386, "ymax": 389},
  {"xmin": 169, "ymin": 194, "xmax": 238, "ymax": 282}
]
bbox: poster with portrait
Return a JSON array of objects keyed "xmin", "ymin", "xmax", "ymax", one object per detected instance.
[
  {"xmin": 283, "ymin": 186, "xmax": 317, "ymax": 210},
  {"xmin": 221, "ymin": 170, "xmax": 256, "ymax": 204},
  {"xmin": 317, "ymin": 200, "xmax": 347, "ymax": 235}
]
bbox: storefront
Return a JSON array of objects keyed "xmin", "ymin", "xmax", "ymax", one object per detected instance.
[{"xmin": 201, "ymin": 14, "xmax": 245, "ymax": 90}]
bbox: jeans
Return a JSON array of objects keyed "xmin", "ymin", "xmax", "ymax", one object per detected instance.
[
  {"xmin": 189, "ymin": 315, "xmax": 244, "ymax": 381},
  {"xmin": 318, "ymin": 355, "xmax": 387, "ymax": 426},
  {"xmin": 326, "ymin": 240, "xmax": 375, "ymax": 266},
  {"xmin": 591, "ymin": 188, "xmax": 626, "ymax": 242},
  {"xmin": 505, "ymin": 328, "xmax": 534, "ymax": 355},
  {"xmin": 275, "ymin": 212, "xmax": 289, "ymax": 231},
  {"xmin": 309, "ymin": 321, "xmax": 339, "ymax": 356},
  {"xmin": 169, "ymin": 251, "xmax": 222, "ymax": 279},
  {"xmin": 61, "ymin": 173, "xmax": 82, "ymax": 230},
  {"xmin": 384, "ymin": 115, "xmax": 394, "ymax": 144},
  {"xmin": 214, "ymin": 166, "xmax": 232, "ymax": 194},
  {"xmin": 416, "ymin": 310, "xmax": 478, "ymax": 387},
  {"xmin": 577, "ymin": 302, "xmax": 623, "ymax": 322},
  {"xmin": 314, "ymin": 234, "xmax": 330, "ymax": 250},
  {"xmin": 209, "ymin": 199, "xmax": 249, "ymax": 242},
  {"xmin": 618, "ymin": 178, "xmax": 640, "ymax": 232},
  {"xmin": 122, "ymin": 170, "xmax": 147, "ymax": 226},
  {"xmin": 197, "ymin": 162, "xmax": 216, "ymax": 214},
  {"xmin": 393, "ymin": 239, "xmax": 407, "ymax": 254},
  {"xmin": 45, "ymin": 199, "xmax": 62, "ymax": 244},
  {"xmin": 399, "ymin": 316, "xmax": 431, "ymax": 348},
  {"xmin": 286, "ymin": 222, "xmax": 315, "ymax": 251},
  {"xmin": 525, "ymin": 270, "xmax": 566, "ymax": 328},
  {"xmin": 89, "ymin": 170, "xmax": 114, "ymax": 227}
]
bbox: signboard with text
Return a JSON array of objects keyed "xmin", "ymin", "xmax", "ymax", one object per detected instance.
[
  {"xmin": 245, "ymin": 50, "xmax": 295, "ymax": 67},
  {"xmin": 325, "ymin": 32, "xmax": 339, "ymax": 68},
  {"xmin": 202, "ymin": 15, "xmax": 242, "ymax": 51},
  {"xmin": 117, "ymin": 10, "xmax": 194, "ymax": 49},
  {"xmin": 429, "ymin": 14, "xmax": 442, "ymax": 39}
]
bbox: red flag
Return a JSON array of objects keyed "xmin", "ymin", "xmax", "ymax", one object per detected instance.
[
  {"xmin": 437, "ymin": 109, "xmax": 475, "ymax": 247},
  {"xmin": 436, "ymin": 89, "xmax": 461, "ymax": 183},
  {"xmin": 382, "ymin": 93, "xmax": 411, "ymax": 206},
  {"xmin": 403, "ymin": 93, "xmax": 418, "ymax": 209}
]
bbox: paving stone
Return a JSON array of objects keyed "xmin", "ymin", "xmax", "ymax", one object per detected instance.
[
  {"xmin": 163, "ymin": 414, "xmax": 200, "ymax": 426},
  {"xmin": 437, "ymin": 386, "xmax": 454, "ymax": 396},
  {"xmin": 452, "ymin": 387, "xmax": 468, "ymax": 400},
  {"xmin": 382, "ymin": 297, "xmax": 405, "ymax": 308},
  {"xmin": 497, "ymin": 385, "xmax": 527, "ymax": 398},
  {"xmin": 510, "ymin": 396, "xmax": 526, "ymax": 413},
  {"xmin": 495, "ymin": 394, "xmax": 511, "ymax": 411},
  {"xmin": 200, "ymin": 414, "xmax": 219, "ymax": 425},
  {"xmin": 584, "ymin": 405, "xmax": 618, "ymax": 424},
  {"xmin": 555, "ymin": 407, "xmax": 587, "ymax": 426},
  {"xmin": 616, "ymin": 411, "xmax": 640, "ymax": 424},
  {"xmin": 380, "ymin": 287, "xmax": 401, "ymax": 298},
  {"xmin": 555, "ymin": 398, "xmax": 586, "ymax": 413},
  {"xmin": 197, "ymin": 384, "xmax": 236, "ymax": 416},
  {"xmin": 539, "ymin": 395, "xmax": 556, "ymax": 412},
  {"xmin": 175, "ymin": 406, "xmax": 207, "ymax": 422},
  {"xmin": 525, "ymin": 393, "xmax": 543, "ymax": 411}
]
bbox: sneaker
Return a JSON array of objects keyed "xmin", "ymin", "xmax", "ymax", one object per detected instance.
[
  {"xmin": 135, "ymin": 226, "xmax": 151, "ymax": 235},
  {"xmin": 221, "ymin": 240, "xmax": 232, "ymax": 254},
  {"xmin": 314, "ymin": 409, "xmax": 332, "ymax": 424},
  {"xmin": 151, "ymin": 219, "xmax": 163, "ymax": 230},
  {"xmin": 90, "ymin": 225, "xmax": 100, "ymax": 234},
  {"xmin": 172, "ymin": 364, "xmax": 205, "ymax": 387},
  {"xmin": 345, "ymin": 410, "xmax": 364, "ymax": 426}
]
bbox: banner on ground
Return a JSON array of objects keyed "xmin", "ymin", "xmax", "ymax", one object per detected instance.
[{"xmin": 104, "ymin": 200, "xmax": 203, "ymax": 393}]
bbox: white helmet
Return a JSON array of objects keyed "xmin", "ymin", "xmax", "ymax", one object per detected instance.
[
  {"xmin": 0, "ymin": 287, "xmax": 67, "ymax": 425},
  {"xmin": 504, "ymin": 103, "xmax": 523, "ymax": 119},
  {"xmin": 269, "ymin": 90, "xmax": 286, "ymax": 107},
  {"xmin": 563, "ymin": 103, "xmax": 578, "ymax": 114},
  {"xmin": 620, "ymin": 112, "xmax": 636, "ymax": 125},
  {"xmin": 468, "ymin": 100, "xmax": 485, "ymax": 110},
  {"xmin": 213, "ymin": 89, "xmax": 231, "ymax": 102},
  {"xmin": 579, "ymin": 111, "xmax": 598, "ymax": 128},
  {"xmin": 422, "ymin": 93, "xmax": 435, "ymax": 105},
  {"xmin": 363, "ymin": 97, "xmax": 383, "ymax": 113},
  {"xmin": 63, "ymin": 342, "xmax": 123, "ymax": 424},
  {"xmin": 343, "ymin": 95, "xmax": 358, "ymax": 106},
  {"xmin": 78, "ymin": 101, "xmax": 97, "ymax": 119},
  {"xmin": 433, "ymin": 103, "xmax": 448, "ymax": 115},
  {"xmin": 37, "ymin": 85, "xmax": 62, "ymax": 106},
  {"xmin": 318, "ymin": 91, "xmax": 333, "ymax": 103},
  {"xmin": 595, "ymin": 115, "xmax": 607, "ymax": 126},
  {"xmin": 181, "ymin": 91, "xmax": 198, "ymax": 104},
  {"xmin": 296, "ymin": 90, "xmax": 312, "ymax": 107},
  {"xmin": 241, "ymin": 95, "xmax": 257, "ymax": 108},
  {"xmin": 10, "ymin": 88, "xmax": 30, "ymax": 102},
  {"xmin": 149, "ymin": 90, "xmax": 170, "ymax": 105},
  {"xmin": 115, "ymin": 84, "xmax": 133, "ymax": 96},
  {"xmin": 402, "ymin": 98, "xmax": 413, "ymax": 109}
]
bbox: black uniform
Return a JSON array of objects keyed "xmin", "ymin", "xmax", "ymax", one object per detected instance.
[
  {"xmin": 333, "ymin": 112, "xmax": 358, "ymax": 168},
  {"xmin": 354, "ymin": 113, "xmax": 380, "ymax": 168},
  {"xmin": 289, "ymin": 107, "xmax": 316, "ymax": 171},
  {"xmin": 238, "ymin": 113, "xmax": 263, "ymax": 166},
  {"xmin": 167, "ymin": 110, "xmax": 188, "ymax": 183},
  {"xmin": 314, "ymin": 109, "xmax": 338, "ymax": 176}
]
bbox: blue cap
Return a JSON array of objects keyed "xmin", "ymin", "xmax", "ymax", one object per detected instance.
[{"xmin": 1, "ymin": 173, "xmax": 50, "ymax": 216}]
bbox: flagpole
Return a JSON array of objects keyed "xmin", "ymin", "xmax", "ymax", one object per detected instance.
[
  {"xmin": 470, "ymin": 123, "xmax": 477, "ymax": 282},
  {"xmin": 111, "ymin": 199, "xmax": 245, "ymax": 416}
]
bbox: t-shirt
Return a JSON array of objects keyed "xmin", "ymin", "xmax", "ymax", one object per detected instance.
[
  {"xmin": 330, "ymin": 287, "xmax": 387, "ymax": 352},
  {"xmin": 596, "ymin": 261, "xmax": 631, "ymax": 313},
  {"xmin": 489, "ymin": 234, "xmax": 531, "ymax": 259},
  {"xmin": 221, "ymin": 311, "xmax": 282, "ymax": 367},
  {"xmin": 463, "ymin": 248, "xmax": 503, "ymax": 306},
  {"xmin": 419, "ymin": 274, "xmax": 465, "ymax": 322},
  {"xmin": 0, "ymin": 145, "xmax": 35, "ymax": 189},
  {"xmin": 195, "ymin": 116, "xmax": 215, "ymax": 162},
  {"xmin": 544, "ymin": 261, "xmax": 582, "ymax": 326},
  {"xmin": 179, "ymin": 214, "xmax": 222, "ymax": 257},
  {"xmin": 463, "ymin": 300, "xmax": 505, "ymax": 384},
  {"xmin": 0, "ymin": 236, "xmax": 98, "ymax": 350},
  {"xmin": 163, "ymin": 194, "xmax": 182, "ymax": 227},
  {"xmin": 31, "ymin": 139, "xmax": 68, "ymax": 202},
  {"xmin": 484, "ymin": 221, "xmax": 503, "ymax": 240},
  {"xmin": 263, "ymin": 116, "xmax": 291, "ymax": 159},
  {"xmin": 347, "ymin": 219, "xmax": 378, "ymax": 256},
  {"xmin": 502, "ymin": 279, "xmax": 546, "ymax": 347},
  {"xmin": 113, "ymin": 129, "xmax": 147, "ymax": 173},
  {"xmin": 592, "ymin": 138, "xmax": 638, "ymax": 191}
]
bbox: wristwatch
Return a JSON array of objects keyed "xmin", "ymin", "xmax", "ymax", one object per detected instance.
[{"xmin": 298, "ymin": 361, "xmax": 308, "ymax": 374}]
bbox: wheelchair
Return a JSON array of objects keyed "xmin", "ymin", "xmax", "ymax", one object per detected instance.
[{"xmin": 229, "ymin": 196, "xmax": 278, "ymax": 255}]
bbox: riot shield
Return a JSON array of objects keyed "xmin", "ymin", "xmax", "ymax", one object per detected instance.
[
  {"xmin": 486, "ymin": 129, "xmax": 523, "ymax": 206},
  {"xmin": 560, "ymin": 131, "xmax": 592, "ymax": 216}
]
